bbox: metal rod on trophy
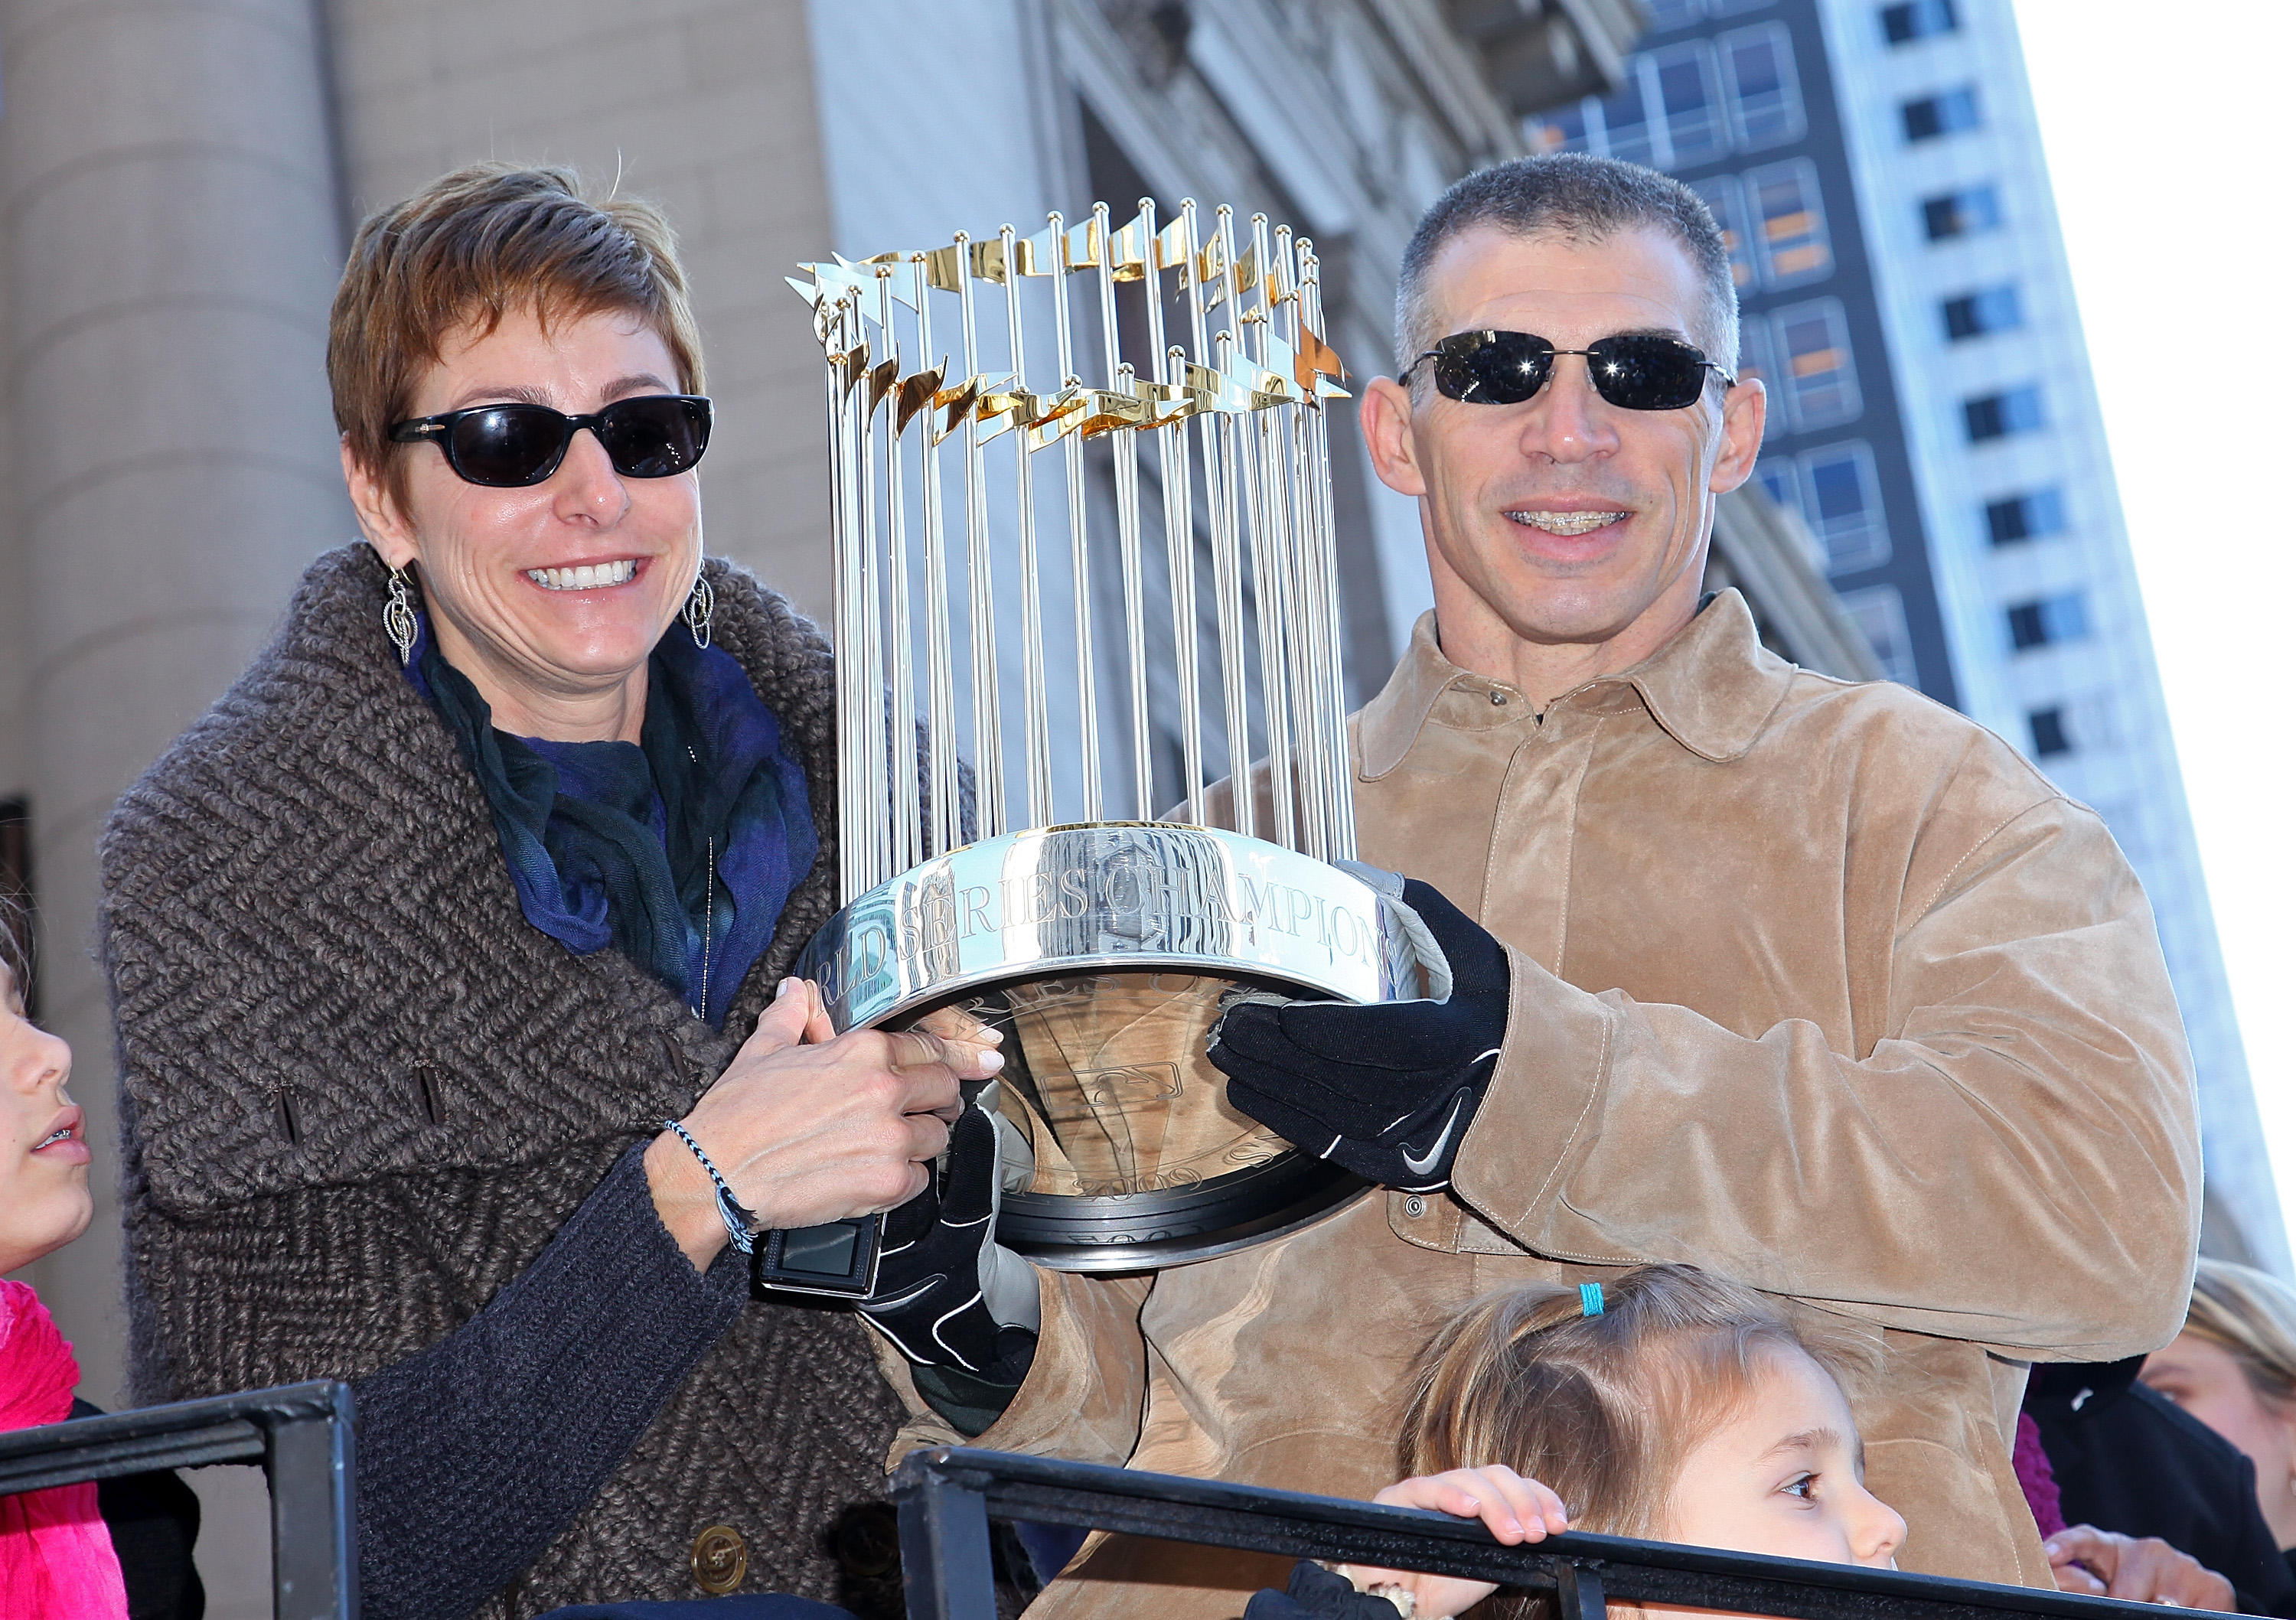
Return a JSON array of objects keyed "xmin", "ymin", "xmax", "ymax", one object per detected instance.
[
  {"xmin": 1301, "ymin": 243, "xmax": 1356, "ymax": 861},
  {"xmin": 1000, "ymin": 222, "xmax": 1054, "ymax": 829},
  {"xmin": 1283, "ymin": 227, "xmax": 1330, "ymax": 862},
  {"xmin": 857, "ymin": 295, "xmax": 892, "ymax": 895},
  {"xmin": 909, "ymin": 253, "xmax": 960, "ymax": 859},
  {"xmin": 1272, "ymin": 221, "xmax": 1329, "ymax": 864},
  {"xmin": 825, "ymin": 292, "xmax": 863, "ymax": 901},
  {"xmin": 875, "ymin": 266, "xmax": 922, "ymax": 876},
  {"xmin": 952, "ymin": 232, "xmax": 1006, "ymax": 841},
  {"xmin": 1042, "ymin": 210, "xmax": 1100, "ymax": 822},
  {"xmin": 1140, "ymin": 198, "xmax": 1205, "ymax": 826},
  {"xmin": 1199, "ymin": 204, "xmax": 1255, "ymax": 840},
  {"xmin": 1266, "ymin": 210, "xmax": 1319, "ymax": 856},
  {"xmin": 1095, "ymin": 201, "xmax": 1156, "ymax": 823}
]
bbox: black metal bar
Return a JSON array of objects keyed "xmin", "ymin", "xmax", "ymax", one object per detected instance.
[
  {"xmin": 897, "ymin": 1461, "xmax": 1001, "ymax": 1620},
  {"xmin": 0, "ymin": 1418, "xmax": 263, "ymax": 1495},
  {"xmin": 895, "ymin": 1448, "xmax": 2170, "ymax": 1620},
  {"xmin": 0, "ymin": 1380, "xmax": 357, "ymax": 1620},
  {"xmin": 263, "ymin": 1381, "xmax": 359, "ymax": 1620},
  {"xmin": 1557, "ymin": 1560, "xmax": 1606, "ymax": 1620}
]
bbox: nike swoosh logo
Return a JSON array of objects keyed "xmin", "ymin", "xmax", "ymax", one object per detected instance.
[{"xmin": 1401, "ymin": 1091, "xmax": 1470, "ymax": 1178}]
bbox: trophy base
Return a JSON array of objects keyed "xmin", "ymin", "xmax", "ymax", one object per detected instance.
[
  {"xmin": 791, "ymin": 823, "xmax": 1421, "ymax": 1273},
  {"xmin": 999, "ymin": 1156, "xmax": 1371, "ymax": 1271}
]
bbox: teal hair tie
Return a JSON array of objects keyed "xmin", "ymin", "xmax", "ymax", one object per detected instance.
[{"xmin": 1580, "ymin": 1282, "xmax": 1605, "ymax": 1317}]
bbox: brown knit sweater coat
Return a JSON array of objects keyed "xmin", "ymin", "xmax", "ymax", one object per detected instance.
[{"xmin": 99, "ymin": 543, "xmax": 905, "ymax": 1616}]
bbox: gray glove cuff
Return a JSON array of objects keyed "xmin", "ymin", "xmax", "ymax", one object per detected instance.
[
  {"xmin": 1335, "ymin": 859, "xmax": 1455, "ymax": 1002},
  {"xmin": 970, "ymin": 1081, "xmax": 1042, "ymax": 1334}
]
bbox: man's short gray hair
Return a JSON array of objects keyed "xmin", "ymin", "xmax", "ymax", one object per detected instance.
[{"xmin": 1394, "ymin": 152, "xmax": 1740, "ymax": 383}]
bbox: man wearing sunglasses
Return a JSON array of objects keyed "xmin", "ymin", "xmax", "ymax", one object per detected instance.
[{"xmin": 932, "ymin": 154, "xmax": 2200, "ymax": 1618}]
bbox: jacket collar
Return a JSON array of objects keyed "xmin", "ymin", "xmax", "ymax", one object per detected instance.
[{"xmin": 1358, "ymin": 589, "xmax": 1795, "ymax": 777}]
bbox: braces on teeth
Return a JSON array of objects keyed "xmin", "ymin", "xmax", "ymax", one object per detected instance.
[{"xmin": 1514, "ymin": 510, "xmax": 1625, "ymax": 536}]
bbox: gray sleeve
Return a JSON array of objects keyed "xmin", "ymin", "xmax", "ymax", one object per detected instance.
[{"xmin": 350, "ymin": 1142, "xmax": 749, "ymax": 1620}]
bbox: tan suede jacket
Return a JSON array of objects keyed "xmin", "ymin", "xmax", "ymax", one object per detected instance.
[{"xmin": 885, "ymin": 592, "xmax": 2201, "ymax": 1618}]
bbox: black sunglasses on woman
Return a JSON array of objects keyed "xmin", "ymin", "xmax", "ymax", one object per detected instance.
[
  {"xmin": 1404, "ymin": 331, "xmax": 1733, "ymax": 411},
  {"xmin": 390, "ymin": 394, "xmax": 713, "ymax": 488}
]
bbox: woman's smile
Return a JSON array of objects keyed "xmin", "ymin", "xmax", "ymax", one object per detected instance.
[{"xmin": 525, "ymin": 557, "xmax": 644, "ymax": 592}]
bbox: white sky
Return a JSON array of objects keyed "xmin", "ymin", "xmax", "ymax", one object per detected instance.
[{"xmin": 2010, "ymin": 1, "xmax": 2296, "ymax": 1233}]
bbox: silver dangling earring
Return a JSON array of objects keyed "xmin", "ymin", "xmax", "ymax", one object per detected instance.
[
  {"xmin": 683, "ymin": 569, "xmax": 716, "ymax": 650},
  {"xmin": 383, "ymin": 562, "xmax": 420, "ymax": 667}
]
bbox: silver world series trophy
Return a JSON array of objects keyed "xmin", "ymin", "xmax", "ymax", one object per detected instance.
[{"xmin": 766, "ymin": 197, "xmax": 1432, "ymax": 1294}]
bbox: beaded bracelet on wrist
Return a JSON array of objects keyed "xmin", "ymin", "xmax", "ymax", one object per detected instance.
[{"xmin": 660, "ymin": 1119, "xmax": 762, "ymax": 1255}]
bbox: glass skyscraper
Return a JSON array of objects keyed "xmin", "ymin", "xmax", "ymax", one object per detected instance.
[{"xmin": 1527, "ymin": 0, "xmax": 2281, "ymax": 1268}]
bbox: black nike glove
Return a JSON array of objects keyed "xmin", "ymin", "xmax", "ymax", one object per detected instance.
[
  {"xmin": 1209, "ymin": 878, "xmax": 1508, "ymax": 1192},
  {"xmin": 859, "ymin": 1100, "xmax": 1039, "ymax": 1383}
]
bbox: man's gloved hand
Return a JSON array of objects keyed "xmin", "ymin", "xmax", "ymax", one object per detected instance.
[
  {"xmin": 1209, "ymin": 878, "xmax": 1508, "ymax": 1192},
  {"xmin": 858, "ymin": 1099, "xmax": 1040, "ymax": 1384}
]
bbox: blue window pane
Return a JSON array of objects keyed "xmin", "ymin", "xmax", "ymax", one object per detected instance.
[
  {"xmin": 1755, "ymin": 458, "xmax": 1799, "ymax": 513},
  {"xmin": 1985, "ymin": 487, "xmax": 2067, "ymax": 544},
  {"xmin": 1942, "ymin": 284, "xmax": 2023, "ymax": 341},
  {"xmin": 1527, "ymin": 101, "xmax": 1592, "ymax": 155},
  {"xmin": 1747, "ymin": 159, "xmax": 1832, "ymax": 288},
  {"xmin": 1720, "ymin": 24, "xmax": 1805, "ymax": 150},
  {"xmin": 1771, "ymin": 298, "xmax": 1861, "ymax": 429},
  {"xmin": 1799, "ymin": 442, "xmax": 1889, "ymax": 573},
  {"xmin": 1807, "ymin": 461, "xmax": 1863, "ymax": 525},
  {"xmin": 1737, "ymin": 313, "xmax": 1776, "ymax": 385},
  {"xmin": 2007, "ymin": 592, "xmax": 2089, "ymax": 650},
  {"xmin": 1735, "ymin": 315, "xmax": 1777, "ymax": 441},
  {"xmin": 1965, "ymin": 385, "xmax": 2044, "ymax": 442},
  {"xmin": 1903, "ymin": 86, "xmax": 1980, "ymax": 141},
  {"xmin": 1923, "ymin": 183, "xmax": 2002, "ymax": 240},
  {"xmin": 1644, "ymin": 0, "xmax": 1706, "ymax": 28},
  {"xmin": 1601, "ymin": 62, "xmax": 1655, "ymax": 165},
  {"xmin": 1653, "ymin": 43, "xmax": 1727, "ymax": 167},
  {"xmin": 1691, "ymin": 174, "xmax": 1756, "ymax": 292},
  {"xmin": 1882, "ymin": 0, "xmax": 1958, "ymax": 44},
  {"xmin": 1839, "ymin": 585, "xmax": 1916, "ymax": 683},
  {"xmin": 2027, "ymin": 707, "xmax": 2071, "ymax": 757}
]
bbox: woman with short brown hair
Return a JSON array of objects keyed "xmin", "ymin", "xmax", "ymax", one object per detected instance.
[{"xmin": 101, "ymin": 163, "xmax": 999, "ymax": 1620}]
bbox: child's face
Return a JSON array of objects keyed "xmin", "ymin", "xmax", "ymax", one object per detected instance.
[
  {"xmin": 0, "ymin": 962, "xmax": 90, "ymax": 1276},
  {"xmin": 1664, "ymin": 1347, "xmax": 1905, "ymax": 1569}
]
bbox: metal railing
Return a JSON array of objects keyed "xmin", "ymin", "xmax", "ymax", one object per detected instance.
[
  {"xmin": 893, "ymin": 1446, "xmax": 2170, "ymax": 1620},
  {"xmin": 0, "ymin": 1379, "xmax": 357, "ymax": 1620}
]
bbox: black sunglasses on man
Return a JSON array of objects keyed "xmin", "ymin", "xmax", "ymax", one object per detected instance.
[{"xmin": 1404, "ymin": 330, "xmax": 1733, "ymax": 411}]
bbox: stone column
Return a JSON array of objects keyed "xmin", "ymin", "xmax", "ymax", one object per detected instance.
[{"xmin": 1, "ymin": 0, "xmax": 351, "ymax": 1410}]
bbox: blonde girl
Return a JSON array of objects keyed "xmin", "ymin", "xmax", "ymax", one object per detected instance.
[{"xmin": 1258, "ymin": 1263, "xmax": 1903, "ymax": 1620}]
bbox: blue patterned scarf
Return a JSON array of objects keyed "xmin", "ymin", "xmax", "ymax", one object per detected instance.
[{"xmin": 407, "ymin": 615, "xmax": 817, "ymax": 1028}]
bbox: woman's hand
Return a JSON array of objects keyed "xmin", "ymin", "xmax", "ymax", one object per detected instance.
[
  {"xmin": 1332, "ymin": 1468, "xmax": 1570, "ymax": 1620},
  {"xmin": 643, "ymin": 979, "xmax": 1004, "ymax": 1270},
  {"xmin": 2045, "ymin": 1525, "xmax": 2238, "ymax": 1610}
]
